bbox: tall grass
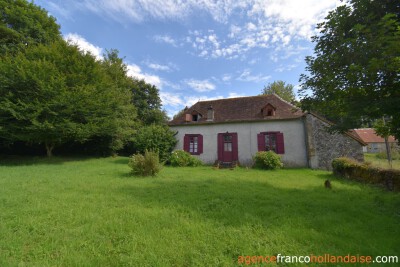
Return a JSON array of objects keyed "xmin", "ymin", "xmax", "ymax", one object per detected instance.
[
  {"xmin": 0, "ymin": 157, "xmax": 399, "ymax": 266},
  {"xmin": 364, "ymin": 153, "xmax": 400, "ymax": 169}
]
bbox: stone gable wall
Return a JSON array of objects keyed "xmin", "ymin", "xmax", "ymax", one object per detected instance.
[{"xmin": 306, "ymin": 114, "xmax": 364, "ymax": 170}]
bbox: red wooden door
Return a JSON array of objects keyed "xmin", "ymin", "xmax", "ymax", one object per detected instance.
[{"xmin": 218, "ymin": 133, "xmax": 238, "ymax": 162}]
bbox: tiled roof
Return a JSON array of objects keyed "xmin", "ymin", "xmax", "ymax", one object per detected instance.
[
  {"xmin": 352, "ymin": 128, "xmax": 396, "ymax": 143},
  {"xmin": 169, "ymin": 94, "xmax": 304, "ymax": 126}
]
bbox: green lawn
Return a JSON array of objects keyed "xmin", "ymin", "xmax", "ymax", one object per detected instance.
[
  {"xmin": 0, "ymin": 157, "xmax": 399, "ymax": 266},
  {"xmin": 364, "ymin": 153, "xmax": 400, "ymax": 170}
]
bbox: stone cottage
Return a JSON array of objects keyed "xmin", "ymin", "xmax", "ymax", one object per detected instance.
[{"xmin": 169, "ymin": 94, "xmax": 365, "ymax": 170}]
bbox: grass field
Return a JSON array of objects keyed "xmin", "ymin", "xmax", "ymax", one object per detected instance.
[
  {"xmin": 0, "ymin": 157, "xmax": 399, "ymax": 266},
  {"xmin": 364, "ymin": 153, "xmax": 400, "ymax": 170}
]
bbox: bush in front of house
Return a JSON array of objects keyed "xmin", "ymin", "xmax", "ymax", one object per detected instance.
[
  {"xmin": 128, "ymin": 124, "xmax": 177, "ymax": 162},
  {"xmin": 253, "ymin": 151, "xmax": 283, "ymax": 170},
  {"xmin": 169, "ymin": 150, "xmax": 203, "ymax": 167},
  {"xmin": 332, "ymin": 157, "xmax": 400, "ymax": 191},
  {"xmin": 128, "ymin": 150, "xmax": 162, "ymax": 176}
]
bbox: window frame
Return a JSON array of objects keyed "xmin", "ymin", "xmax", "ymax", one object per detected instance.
[
  {"xmin": 257, "ymin": 131, "xmax": 285, "ymax": 154},
  {"xmin": 183, "ymin": 134, "xmax": 203, "ymax": 155}
]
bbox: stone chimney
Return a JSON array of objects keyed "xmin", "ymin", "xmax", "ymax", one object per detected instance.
[{"xmin": 207, "ymin": 105, "xmax": 214, "ymax": 121}]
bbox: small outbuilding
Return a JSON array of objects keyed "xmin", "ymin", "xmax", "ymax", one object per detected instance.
[{"xmin": 352, "ymin": 128, "xmax": 398, "ymax": 153}]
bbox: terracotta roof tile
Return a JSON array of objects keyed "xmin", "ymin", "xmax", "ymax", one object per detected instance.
[
  {"xmin": 169, "ymin": 94, "xmax": 304, "ymax": 125},
  {"xmin": 352, "ymin": 128, "xmax": 397, "ymax": 143}
]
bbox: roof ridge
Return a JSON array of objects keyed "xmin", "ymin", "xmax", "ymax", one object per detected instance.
[
  {"xmin": 197, "ymin": 94, "xmax": 288, "ymax": 104},
  {"xmin": 271, "ymin": 93, "xmax": 299, "ymax": 109},
  {"xmin": 198, "ymin": 94, "xmax": 299, "ymax": 109}
]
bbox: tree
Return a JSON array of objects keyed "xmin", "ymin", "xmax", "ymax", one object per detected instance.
[
  {"xmin": 130, "ymin": 79, "xmax": 168, "ymax": 125},
  {"xmin": 101, "ymin": 50, "xmax": 168, "ymax": 125},
  {"xmin": 0, "ymin": 41, "xmax": 136, "ymax": 156},
  {"xmin": 300, "ymin": 0, "xmax": 400, "ymax": 140},
  {"xmin": 0, "ymin": 0, "xmax": 61, "ymax": 54},
  {"xmin": 261, "ymin": 80, "xmax": 296, "ymax": 103},
  {"xmin": 130, "ymin": 124, "xmax": 177, "ymax": 162}
]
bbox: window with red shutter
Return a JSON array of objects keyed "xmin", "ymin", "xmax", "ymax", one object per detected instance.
[
  {"xmin": 276, "ymin": 132, "xmax": 285, "ymax": 154},
  {"xmin": 257, "ymin": 131, "xmax": 285, "ymax": 154},
  {"xmin": 183, "ymin": 134, "xmax": 203, "ymax": 155},
  {"xmin": 231, "ymin": 133, "xmax": 238, "ymax": 161}
]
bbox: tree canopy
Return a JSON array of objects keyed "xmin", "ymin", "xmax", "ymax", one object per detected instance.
[
  {"xmin": 0, "ymin": 41, "xmax": 137, "ymax": 156},
  {"xmin": 0, "ymin": 0, "xmax": 169, "ymax": 156},
  {"xmin": 300, "ymin": 0, "xmax": 400, "ymax": 140},
  {"xmin": 261, "ymin": 80, "xmax": 296, "ymax": 103},
  {"xmin": 0, "ymin": 0, "xmax": 61, "ymax": 54},
  {"xmin": 130, "ymin": 79, "xmax": 168, "ymax": 125}
]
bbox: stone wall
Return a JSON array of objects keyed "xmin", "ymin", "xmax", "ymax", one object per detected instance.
[{"xmin": 305, "ymin": 113, "xmax": 364, "ymax": 170}]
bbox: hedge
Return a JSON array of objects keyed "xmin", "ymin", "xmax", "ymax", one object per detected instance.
[{"xmin": 332, "ymin": 157, "xmax": 400, "ymax": 192}]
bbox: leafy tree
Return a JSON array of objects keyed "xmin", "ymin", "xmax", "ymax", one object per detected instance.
[
  {"xmin": 261, "ymin": 80, "xmax": 296, "ymax": 103},
  {"xmin": 300, "ymin": 0, "xmax": 400, "ymax": 140},
  {"xmin": 0, "ymin": 0, "xmax": 61, "ymax": 54},
  {"xmin": 130, "ymin": 79, "xmax": 168, "ymax": 125},
  {"xmin": 102, "ymin": 50, "xmax": 168, "ymax": 125},
  {"xmin": 0, "ymin": 40, "xmax": 136, "ymax": 156},
  {"xmin": 172, "ymin": 107, "xmax": 188, "ymax": 120},
  {"xmin": 130, "ymin": 124, "xmax": 177, "ymax": 162}
]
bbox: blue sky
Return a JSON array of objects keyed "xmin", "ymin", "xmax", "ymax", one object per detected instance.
[{"xmin": 34, "ymin": 0, "xmax": 341, "ymax": 117}]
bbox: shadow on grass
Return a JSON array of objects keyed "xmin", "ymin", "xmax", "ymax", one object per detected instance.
[
  {"xmin": 0, "ymin": 155, "xmax": 94, "ymax": 166},
  {"xmin": 120, "ymin": 175, "xmax": 396, "ymax": 222},
  {"xmin": 116, "ymin": 174, "xmax": 400, "ymax": 256},
  {"xmin": 112, "ymin": 157, "xmax": 130, "ymax": 165}
]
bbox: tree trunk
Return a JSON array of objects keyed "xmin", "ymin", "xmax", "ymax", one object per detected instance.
[{"xmin": 45, "ymin": 143, "xmax": 54, "ymax": 157}]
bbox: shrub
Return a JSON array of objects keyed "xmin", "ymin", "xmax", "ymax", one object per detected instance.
[
  {"xmin": 332, "ymin": 157, "xmax": 400, "ymax": 191},
  {"xmin": 169, "ymin": 150, "xmax": 203, "ymax": 167},
  {"xmin": 253, "ymin": 151, "xmax": 283, "ymax": 170},
  {"xmin": 331, "ymin": 157, "xmax": 359, "ymax": 176},
  {"xmin": 128, "ymin": 150, "xmax": 162, "ymax": 176},
  {"xmin": 128, "ymin": 124, "xmax": 177, "ymax": 162}
]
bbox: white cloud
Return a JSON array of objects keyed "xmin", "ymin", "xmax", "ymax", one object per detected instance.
[
  {"xmin": 248, "ymin": 58, "xmax": 259, "ymax": 65},
  {"xmin": 246, "ymin": 22, "xmax": 257, "ymax": 31},
  {"xmin": 237, "ymin": 69, "xmax": 271, "ymax": 83},
  {"xmin": 47, "ymin": 2, "xmax": 72, "ymax": 19},
  {"xmin": 199, "ymin": 50, "xmax": 208, "ymax": 57},
  {"xmin": 185, "ymin": 79, "xmax": 216, "ymax": 92},
  {"xmin": 77, "ymin": 0, "xmax": 250, "ymax": 23},
  {"xmin": 60, "ymin": 0, "xmax": 340, "ymax": 61},
  {"xmin": 148, "ymin": 63, "xmax": 170, "ymax": 71},
  {"xmin": 145, "ymin": 62, "xmax": 173, "ymax": 72},
  {"xmin": 64, "ymin": 33, "xmax": 103, "ymax": 60},
  {"xmin": 74, "ymin": 0, "xmax": 340, "ymax": 34},
  {"xmin": 222, "ymin": 74, "xmax": 232, "ymax": 82},
  {"xmin": 183, "ymin": 95, "xmax": 224, "ymax": 107},
  {"xmin": 183, "ymin": 0, "xmax": 339, "ymax": 60},
  {"xmin": 160, "ymin": 92, "xmax": 183, "ymax": 107},
  {"xmin": 208, "ymin": 34, "xmax": 220, "ymax": 48},
  {"xmin": 127, "ymin": 64, "xmax": 162, "ymax": 88},
  {"xmin": 153, "ymin": 35, "xmax": 178, "ymax": 47},
  {"xmin": 229, "ymin": 25, "xmax": 242, "ymax": 38},
  {"xmin": 275, "ymin": 64, "xmax": 297, "ymax": 73},
  {"xmin": 249, "ymin": 0, "xmax": 341, "ymax": 39},
  {"xmin": 228, "ymin": 92, "xmax": 245, "ymax": 98}
]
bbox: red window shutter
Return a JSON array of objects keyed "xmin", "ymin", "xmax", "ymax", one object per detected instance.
[
  {"xmin": 232, "ymin": 133, "xmax": 238, "ymax": 161},
  {"xmin": 257, "ymin": 133, "xmax": 265, "ymax": 151},
  {"xmin": 183, "ymin": 135, "xmax": 189, "ymax": 152},
  {"xmin": 198, "ymin": 134, "xmax": 203, "ymax": 154},
  {"xmin": 217, "ymin": 133, "xmax": 224, "ymax": 161},
  {"xmin": 276, "ymin": 132, "xmax": 285, "ymax": 154}
]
